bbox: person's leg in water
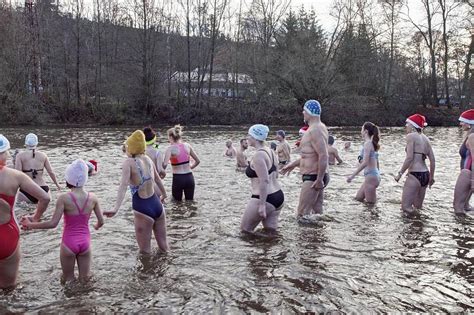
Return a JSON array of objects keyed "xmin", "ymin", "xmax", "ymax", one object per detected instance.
[
  {"xmin": 241, "ymin": 198, "xmax": 264, "ymax": 233},
  {"xmin": 153, "ymin": 210, "xmax": 169, "ymax": 252},
  {"xmin": 364, "ymin": 175, "xmax": 380, "ymax": 203},
  {"xmin": 355, "ymin": 183, "xmax": 366, "ymax": 202},
  {"xmin": 401, "ymin": 174, "xmax": 420, "ymax": 213},
  {"xmin": 133, "ymin": 211, "xmax": 154, "ymax": 254},
  {"xmin": 60, "ymin": 244, "xmax": 77, "ymax": 283},
  {"xmin": 454, "ymin": 169, "xmax": 472, "ymax": 214},
  {"xmin": 183, "ymin": 174, "xmax": 195, "ymax": 200},
  {"xmin": 0, "ymin": 245, "xmax": 20, "ymax": 289},
  {"xmin": 297, "ymin": 181, "xmax": 322, "ymax": 216},
  {"xmin": 76, "ymin": 250, "xmax": 92, "ymax": 283},
  {"xmin": 172, "ymin": 175, "xmax": 183, "ymax": 201}
]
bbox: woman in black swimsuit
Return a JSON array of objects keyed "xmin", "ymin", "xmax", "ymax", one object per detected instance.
[
  {"xmin": 15, "ymin": 133, "xmax": 61, "ymax": 203},
  {"xmin": 394, "ymin": 114, "xmax": 435, "ymax": 214},
  {"xmin": 241, "ymin": 124, "xmax": 284, "ymax": 233}
]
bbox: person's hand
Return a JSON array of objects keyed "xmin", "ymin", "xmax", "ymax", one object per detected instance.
[
  {"xmin": 103, "ymin": 210, "xmax": 117, "ymax": 218},
  {"xmin": 56, "ymin": 184, "xmax": 62, "ymax": 192},
  {"xmin": 159, "ymin": 171, "xmax": 166, "ymax": 179},
  {"xmin": 394, "ymin": 172, "xmax": 402, "ymax": 182},
  {"xmin": 258, "ymin": 204, "xmax": 267, "ymax": 219},
  {"xmin": 94, "ymin": 221, "xmax": 104, "ymax": 230},
  {"xmin": 312, "ymin": 179, "xmax": 324, "ymax": 189},
  {"xmin": 160, "ymin": 194, "xmax": 167, "ymax": 203},
  {"xmin": 346, "ymin": 175, "xmax": 354, "ymax": 183},
  {"xmin": 429, "ymin": 177, "xmax": 435, "ymax": 189},
  {"xmin": 280, "ymin": 163, "xmax": 296, "ymax": 176},
  {"xmin": 20, "ymin": 216, "xmax": 32, "ymax": 230}
]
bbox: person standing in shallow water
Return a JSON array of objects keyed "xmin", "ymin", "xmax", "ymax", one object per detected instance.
[
  {"xmin": 281, "ymin": 100, "xmax": 329, "ymax": 216},
  {"xmin": 453, "ymin": 109, "xmax": 474, "ymax": 214},
  {"xmin": 275, "ymin": 130, "xmax": 291, "ymax": 168},
  {"xmin": 327, "ymin": 135, "xmax": 343, "ymax": 165},
  {"xmin": 241, "ymin": 124, "xmax": 284, "ymax": 233},
  {"xmin": 236, "ymin": 138, "xmax": 249, "ymax": 169},
  {"xmin": 0, "ymin": 135, "xmax": 50, "ymax": 289},
  {"xmin": 163, "ymin": 125, "xmax": 200, "ymax": 201},
  {"xmin": 347, "ymin": 122, "xmax": 381, "ymax": 203},
  {"xmin": 105, "ymin": 130, "xmax": 169, "ymax": 254},
  {"xmin": 15, "ymin": 133, "xmax": 61, "ymax": 203},
  {"xmin": 394, "ymin": 114, "xmax": 435, "ymax": 214},
  {"xmin": 223, "ymin": 140, "xmax": 237, "ymax": 158},
  {"xmin": 22, "ymin": 159, "xmax": 104, "ymax": 284}
]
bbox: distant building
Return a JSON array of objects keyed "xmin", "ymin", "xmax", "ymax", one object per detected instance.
[{"xmin": 171, "ymin": 68, "xmax": 256, "ymax": 98}]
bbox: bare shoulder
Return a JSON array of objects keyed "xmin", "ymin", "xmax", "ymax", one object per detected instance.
[{"xmin": 406, "ymin": 133, "xmax": 417, "ymax": 142}]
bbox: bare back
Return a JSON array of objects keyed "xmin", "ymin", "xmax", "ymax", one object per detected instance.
[
  {"xmin": 127, "ymin": 155, "xmax": 155, "ymax": 198},
  {"xmin": 407, "ymin": 133, "xmax": 432, "ymax": 172},
  {"xmin": 15, "ymin": 150, "xmax": 47, "ymax": 186}
]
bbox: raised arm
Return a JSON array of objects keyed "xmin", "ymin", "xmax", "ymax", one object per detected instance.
[
  {"xmin": 189, "ymin": 145, "xmax": 200, "ymax": 169},
  {"xmin": 18, "ymin": 172, "xmax": 50, "ymax": 221},
  {"xmin": 44, "ymin": 156, "xmax": 61, "ymax": 190},
  {"xmin": 22, "ymin": 194, "xmax": 63, "ymax": 229}
]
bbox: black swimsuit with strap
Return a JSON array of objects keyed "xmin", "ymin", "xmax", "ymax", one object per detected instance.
[{"xmin": 245, "ymin": 149, "xmax": 277, "ymax": 178}]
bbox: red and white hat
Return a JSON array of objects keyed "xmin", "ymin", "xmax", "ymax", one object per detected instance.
[
  {"xmin": 299, "ymin": 125, "xmax": 309, "ymax": 135},
  {"xmin": 406, "ymin": 114, "xmax": 427, "ymax": 129},
  {"xmin": 459, "ymin": 109, "xmax": 474, "ymax": 125}
]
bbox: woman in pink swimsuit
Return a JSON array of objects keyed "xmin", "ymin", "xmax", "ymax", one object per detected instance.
[
  {"xmin": 0, "ymin": 134, "xmax": 50, "ymax": 289},
  {"xmin": 22, "ymin": 159, "xmax": 104, "ymax": 283},
  {"xmin": 163, "ymin": 125, "xmax": 200, "ymax": 201}
]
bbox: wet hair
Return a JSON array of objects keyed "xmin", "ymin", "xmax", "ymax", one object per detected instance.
[
  {"xmin": 270, "ymin": 142, "xmax": 277, "ymax": 150},
  {"xmin": 240, "ymin": 138, "xmax": 247, "ymax": 145},
  {"xmin": 363, "ymin": 122, "xmax": 380, "ymax": 151},
  {"xmin": 328, "ymin": 135, "xmax": 335, "ymax": 145},
  {"xmin": 143, "ymin": 126, "xmax": 156, "ymax": 142},
  {"xmin": 167, "ymin": 125, "xmax": 183, "ymax": 142}
]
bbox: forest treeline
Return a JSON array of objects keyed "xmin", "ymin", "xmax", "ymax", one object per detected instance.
[{"xmin": 0, "ymin": 0, "xmax": 472, "ymax": 126}]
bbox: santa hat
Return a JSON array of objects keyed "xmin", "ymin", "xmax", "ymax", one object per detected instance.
[
  {"xmin": 88, "ymin": 159, "xmax": 98, "ymax": 172},
  {"xmin": 459, "ymin": 109, "xmax": 474, "ymax": 125},
  {"xmin": 299, "ymin": 126, "xmax": 309, "ymax": 135},
  {"xmin": 406, "ymin": 114, "xmax": 427, "ymax": 129}
]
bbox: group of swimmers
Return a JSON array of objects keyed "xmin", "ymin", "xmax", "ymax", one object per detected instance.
[{"xmin": 0, "ymin": 100, "xmax": 473, "ymax": 289}]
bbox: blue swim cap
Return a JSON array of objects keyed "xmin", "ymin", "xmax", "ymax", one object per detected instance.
[
  {"xmin": 304, "ymin": 100, "xmax": 321, "ymax": 116},
  {"xmin": 248, "ymin": 124, "xmax": 269, "ymax": 141},
  {"xmin": 0, "ymin": 135, "xmax": 10, "ymax": 153}
]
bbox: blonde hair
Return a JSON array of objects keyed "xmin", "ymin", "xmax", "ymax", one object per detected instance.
[{"xmin": 167, "ymin": 124, "xmax": 183, "ymax": 141}]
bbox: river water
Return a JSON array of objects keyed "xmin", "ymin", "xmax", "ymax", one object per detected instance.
[{"xmin": 0, "ymin": 126, "xmax": 472, "ymax": 312}]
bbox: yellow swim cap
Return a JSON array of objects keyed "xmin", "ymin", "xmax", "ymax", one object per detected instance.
[{"xmin": 126, "ymin": 130, "xmax": 146, "ymax": 155}]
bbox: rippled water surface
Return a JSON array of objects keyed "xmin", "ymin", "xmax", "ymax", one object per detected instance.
[{"xmin": 0, "ymin": 126, "xmax": 473, "ymax": 312}]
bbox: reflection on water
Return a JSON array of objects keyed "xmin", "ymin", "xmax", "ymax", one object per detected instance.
[{"xmin": 0, "ymin": 126, "xmax": 473, "ymax": 312}]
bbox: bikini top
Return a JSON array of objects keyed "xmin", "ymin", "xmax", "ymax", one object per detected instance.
[
  {"xmin": 358, "ymin": 147, "xmax": 378, "ymax": 163},
  {"xmin": 405, "ymin": 146, "xmax": 427, "ymax": 160},
  {"xmin": 129, "ymin": 158, "xmax": 152, "ymax": 195},
  {"xmin": 245, "ymin": 149, "xmax": 277, "ymax": 178},
  {"xmin": 22, "ymin": 168, "xmax": 44, "ymax": 179},
  {"xmin": 170, "ymin": 143, "xmax": 190, "ymax": 166}
]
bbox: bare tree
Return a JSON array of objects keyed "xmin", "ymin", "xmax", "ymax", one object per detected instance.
[{"xmin": 403, "ymin": 0, "xmax": 440, "ymax": 105}]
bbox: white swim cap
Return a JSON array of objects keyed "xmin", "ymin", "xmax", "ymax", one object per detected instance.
[
  {"xmin": 65, "ymin": 159, "xmax": 88, "ymax": 187},
  {"xmin": 0, "ymin": 135, "xmax": 10, "ymax": 153},
  {"xmin": 248, "ymin": 124, "xmax": 269, "ymax": 141},
  {"xmin": 25, "ymin": 133, "xmax": 38, "ymax": 148}
]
